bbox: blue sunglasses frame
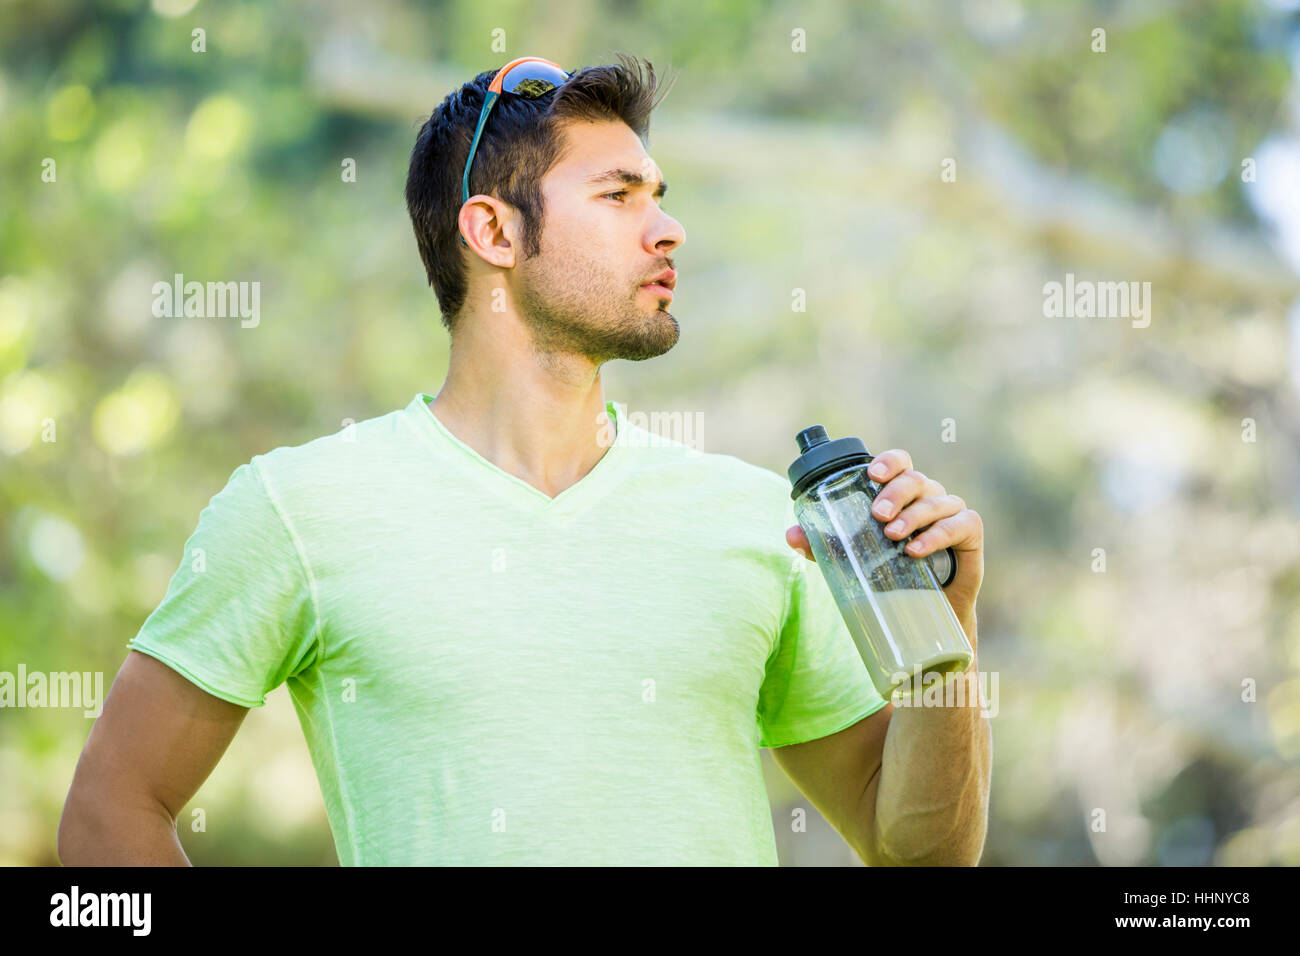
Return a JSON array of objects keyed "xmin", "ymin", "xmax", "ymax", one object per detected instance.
[{"xmin": 460, "ymin": 57, "xmax": 571, "ymax": 246}]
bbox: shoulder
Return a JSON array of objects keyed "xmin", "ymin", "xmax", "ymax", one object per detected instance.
[
  {"xmin": 242, "ymin": 403, "xmax": 413, "ymax": 503},
  {"xmin": 617, "ymin": 411, "xmax": 798, "ymax": 535},
  {"xmin": 621, "ymin": 414, "xmax": 789, "ymax": 490}
]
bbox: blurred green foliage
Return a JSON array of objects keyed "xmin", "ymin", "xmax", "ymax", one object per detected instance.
[{"xmin": 2, "ymin": 0, "xmax": 1299, "ymax": 866}]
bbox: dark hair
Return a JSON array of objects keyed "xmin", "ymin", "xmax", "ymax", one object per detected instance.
[{"xmin": 405, "ymin": 52, "xmax": 674, "ymax": 333}]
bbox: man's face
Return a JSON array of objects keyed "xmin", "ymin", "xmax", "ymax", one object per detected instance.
[{"xmin": 511, "ymin": 119, "xmax": 686, "ymax": 364}]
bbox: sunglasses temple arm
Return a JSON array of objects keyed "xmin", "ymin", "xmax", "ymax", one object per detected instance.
[{"xmin": 461, "ymin": 91, "xmax": 499, "ymax": 206}]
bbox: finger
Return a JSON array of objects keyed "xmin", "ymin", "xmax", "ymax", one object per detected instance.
[
  {"xmin": 870, "ymin": 469, "xmax": 945, "ymax": 523},
  {"xmin": 904, "ymin": 509, "xmax": 983, "ymax": 557},
  {"xmin": 866, "ymin": 448, "xmax": 913, "ymax": 482},
  {"xmin": 880, "ymin": 493, "xmax": 966, "ymax": 540},
  {"xmin": 785, "ymin": 524, "xmax": 815, "ymax": 561}
]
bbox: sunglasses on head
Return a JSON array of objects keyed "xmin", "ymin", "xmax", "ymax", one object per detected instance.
[{"xmin": 460, "ymin": 57, "xmax": 571, "ymax": 246}]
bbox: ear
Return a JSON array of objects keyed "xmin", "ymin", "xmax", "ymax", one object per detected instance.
[{"xmin": 458, "ymin": 196, "xmax": 518, "ymax": 268}]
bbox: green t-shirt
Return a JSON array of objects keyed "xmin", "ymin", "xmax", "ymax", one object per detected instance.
[{"xmin": 126, "ymin": 392, "xmax": 888, "ymax": 865}]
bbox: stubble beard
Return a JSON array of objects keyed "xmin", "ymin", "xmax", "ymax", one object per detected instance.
[{"xmin": 514, "ymin": 248, "xmax": 679, "ymax": 366}]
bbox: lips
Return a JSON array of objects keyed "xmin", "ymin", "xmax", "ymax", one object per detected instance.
[{"xmin": 640, "ymin": 268, "xmax": 676, "ymax": 292}]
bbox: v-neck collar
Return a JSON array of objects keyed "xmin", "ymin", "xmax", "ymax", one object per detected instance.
[{"xmin": 406, "ymin": 392, "xmax": 632, "ymax": 515}]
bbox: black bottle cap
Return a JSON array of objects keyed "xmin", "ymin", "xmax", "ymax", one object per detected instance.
[{"xmin": 787, "ymin": 424, "xmax": 873, "ymax": 500}]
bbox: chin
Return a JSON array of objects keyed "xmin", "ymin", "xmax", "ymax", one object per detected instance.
[{"xmin": 615, "ymin": 312, "xmax": 678, "ymax": 361}]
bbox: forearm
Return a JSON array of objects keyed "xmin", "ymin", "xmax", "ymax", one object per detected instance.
[
  {"xmin": 872, "ymin": 619, "xmax": 992, "ymax": 866},
  {"xmin": 58, "ymin": 791, "xmax": 192, "ymax": 866}
]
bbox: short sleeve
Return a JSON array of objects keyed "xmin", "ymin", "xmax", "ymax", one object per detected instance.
[
  {"xmin": 756, "ymin": 553, "xmax": 890, "ymax": 748},
  {"xmin": 125, "ymin": 458, "xmax": 321, "ymax": 708}
]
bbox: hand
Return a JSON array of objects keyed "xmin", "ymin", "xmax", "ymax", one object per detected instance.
[{"xmin": 786, "ymin": 447, "xmax": 984, "ymax": 640}]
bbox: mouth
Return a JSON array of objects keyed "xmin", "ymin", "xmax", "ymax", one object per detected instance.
[
  {"xmin": 639, "ymin": 268, "xmax": 677, "ymax": 300},
  {"xmin": 639, "ymin": 282, "xmax": 674, "ymax": 300}
]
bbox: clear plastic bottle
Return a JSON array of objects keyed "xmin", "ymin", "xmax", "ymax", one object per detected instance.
[{"xmin": 788, "ymin": 425, "xmax": 972, "ymax": 699}]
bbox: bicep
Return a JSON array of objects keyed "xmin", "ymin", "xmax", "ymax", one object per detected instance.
[
  {"xmin": 771, "ymin": 701, "xmax": 893, "ymax": 864},
  {"xmin": 69, "ymin": 650, "xmax": 249, "ymax": 821}
]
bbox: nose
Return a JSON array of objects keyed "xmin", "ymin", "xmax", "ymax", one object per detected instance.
[{"xmin": 646, "ymin": 207, "xmax": 685, "ymax": 258}]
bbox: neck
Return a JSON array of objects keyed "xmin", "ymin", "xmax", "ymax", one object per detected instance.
[{"xmin": 428, "ymin": 305, "xmax": 616, "ymax": 500}]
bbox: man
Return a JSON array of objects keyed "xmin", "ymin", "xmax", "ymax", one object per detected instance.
[{"xmin": 58, "ymin": 53, "xmax": 990, "ymax": 866}]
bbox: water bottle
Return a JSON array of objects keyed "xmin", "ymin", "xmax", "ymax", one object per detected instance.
[{"xmin": 788, "ymin": 425, "xmax": 973, "ymax": 699}]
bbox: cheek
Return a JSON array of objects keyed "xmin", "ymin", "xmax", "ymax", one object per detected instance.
[
  {"xmin": 537, "ymin": 211, "xmax": 596, "ymax": 259},
  {"xmin": 573, "ymin": 202, "xmax": 627, "ymax": 241},
  {"xmin": 541, "ymin": 213, "xmax": 624, "ymax": 269}
]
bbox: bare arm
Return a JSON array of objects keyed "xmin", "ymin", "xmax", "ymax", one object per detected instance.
[
  {"xmin": 57, "ymin": 650, "xmax": 249, "ymax": 865},
  {"xmin": 771, "ymin": 618, "xmax": 991, "ymax": 866},
  {"xmin": 872, "ymin": 649, "xmax": 992, "ymax": 866}
]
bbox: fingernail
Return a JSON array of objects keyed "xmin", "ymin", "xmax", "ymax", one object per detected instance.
[
  {"xmin": 907, "ymin": 540, "xmax": 924, "ymax": 554},
  {"xmin": 874, "ymin": 499, "xmax": 894, "ymax": 519},
  {"xmin": 885, "ymin": 520, "xmax": 904, "ymax": 535},
  {"xmin": 869, "ymin": 462, "xmax": 887, "ymax": 478}
]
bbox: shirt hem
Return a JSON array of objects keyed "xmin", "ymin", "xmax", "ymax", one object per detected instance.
[
  {"xmin": 759, "ymin": 694, "xmax": 891, "ymax": 749},
  {"xmin": 125, "ymin": 641, "xmax": 266, "ymax": 708}
]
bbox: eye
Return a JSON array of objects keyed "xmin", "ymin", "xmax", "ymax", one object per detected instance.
[{"xmin": 603, "ymin": 190, "xmax": 628, "ymax": 202}]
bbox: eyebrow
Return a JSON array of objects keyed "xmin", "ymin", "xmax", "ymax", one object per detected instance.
[{"xmin": 585, "ymin": 167, "xmax": 668, "ymax": 199}]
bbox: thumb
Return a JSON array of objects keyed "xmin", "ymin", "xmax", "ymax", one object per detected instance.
[{"xmin": 785, "ymin": 524, "xmax": 815, "ymax": 562}]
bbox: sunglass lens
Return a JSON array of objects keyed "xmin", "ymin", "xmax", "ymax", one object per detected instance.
[{"xmin": 500, "ymin": 62, "xmax": 569, "ymax": 97}]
